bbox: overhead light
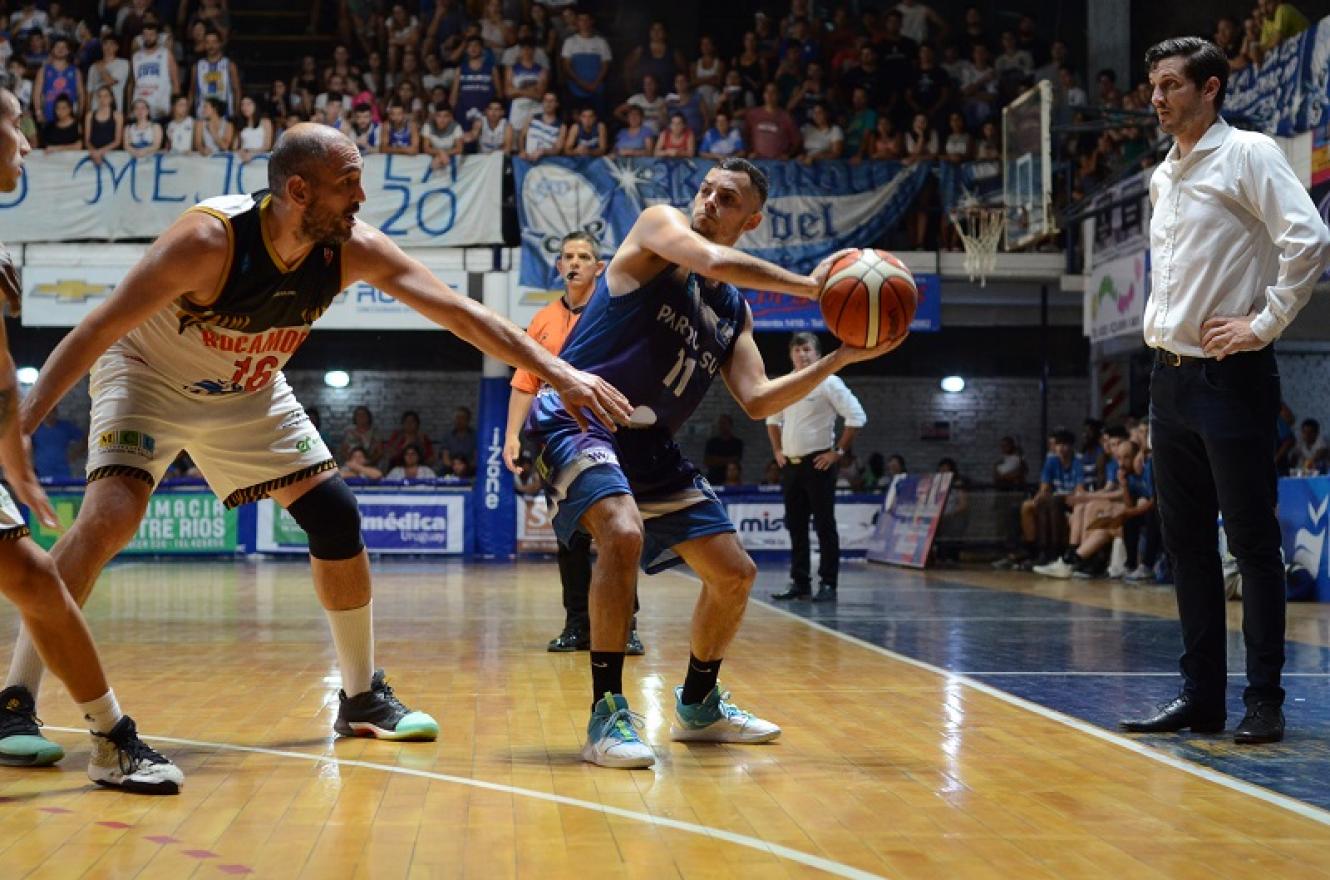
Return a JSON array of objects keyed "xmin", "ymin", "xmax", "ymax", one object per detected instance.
[
  {"xmin": 940, "ymin": 376, "xmax": 965, "ymax": 393},
  {"xmin": 323, "ymin": 370, "xmax": 350, "ymax": 388},
  {"xmin": 16, "ymin": 367, "xmax": 38, "ymax": 385}
]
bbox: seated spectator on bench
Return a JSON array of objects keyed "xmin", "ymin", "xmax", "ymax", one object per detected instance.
[
  {"xmin": 385, "ymin": 444, "xmax": 436, "ymax": 481},
  {"xmin": 1294, "ymin": 417, "xmax": 1328, "ymax": 475},
  {"xmin": 1035, "ymin": 438, "xmax": 1139, "ymax": 578},
  {"xmin": 340, "ymin": 446, "xmax": 384, "ymax": 481},
  {"xmin": 1011, "ymin": 429, "xmax": 1080, "ymax": 567}
]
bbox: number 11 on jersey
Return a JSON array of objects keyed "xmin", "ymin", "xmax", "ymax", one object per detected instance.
[{"xmin": 663, "ymin": 347, "xmax": 697, "ymax": 397}]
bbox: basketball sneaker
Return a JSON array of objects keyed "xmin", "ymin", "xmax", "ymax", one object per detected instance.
[
  {"xmin": 626, "ymin": 630, "xmax": 645, "ymax": 656},
  {"xmin": 334, "ymin": 670, "xmax": 438, "ymax": 741},
  {"xmin": 670, "ymin": 685, "xmax": 781, "ymax": 743},
  {"xmin": 581, "ymin": 693, "xmax": 654, "ymax": 768},
  {"xmin": 0, "ymin": 685, "xmax": 64, "ymax": 766},
  {"xmin": 87, "ymin": 716, "xmax": 183, "ymax": 795}
]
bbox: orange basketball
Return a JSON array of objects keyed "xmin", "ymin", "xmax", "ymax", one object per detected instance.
[{"xmin": 818, "ymin": 249, "xmax": 917, "ymax": 347}]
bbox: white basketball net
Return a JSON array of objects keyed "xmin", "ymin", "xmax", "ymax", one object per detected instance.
[{"xmin": 949, "ymin": 205, "xmax": 1006, "ymax": 287}]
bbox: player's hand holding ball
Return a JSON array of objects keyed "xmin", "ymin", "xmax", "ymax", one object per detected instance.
[{"xmin": 814, "ymin": 248, "xmax": 915, "ymax": 362}]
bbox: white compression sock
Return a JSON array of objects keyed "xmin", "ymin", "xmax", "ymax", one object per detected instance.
[
  {"xmin": 5, "ymin": 624, "xmax": 47, "ymax": 698},
  {"xmin": 78, "ymin": 690, "xmax": 123, "ymax": 735},
  {"xmin": 325, "ymin": 601, "xmax": 374, "ymax": 697}
]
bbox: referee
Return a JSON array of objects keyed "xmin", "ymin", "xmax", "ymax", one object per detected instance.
[
  {"xmin": 767, "ymin": 332, "xmax": 866, "ymax": 603},
  {"xmin": 1120, "ymin": 37, "xmax": 1330, "ymax": 744}
]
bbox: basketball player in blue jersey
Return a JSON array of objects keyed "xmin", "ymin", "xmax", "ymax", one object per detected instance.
[
  {"xmin": 0, "ymin": 123, "xmax": 632, "ymax": 761},
  {"xmin": 525, "ymin": 158, "xmax": 902, "ymax": 768}
]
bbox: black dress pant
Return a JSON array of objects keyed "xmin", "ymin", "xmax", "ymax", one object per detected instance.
[
  {"xmin": 781, "ymin": 456, "xmax": 840, "ymax": 589},
  {"xmin": 1150, "ymin": 347, "xmax": 1285, "ymax": 709},
  {"xmin": 556, "ymin": 530, "xmax": 638, "ymax": 633}
]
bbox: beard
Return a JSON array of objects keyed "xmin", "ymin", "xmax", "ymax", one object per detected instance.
[{"xmin": 299, "ymin": 199, "xmax": 354, "ymax": 245}]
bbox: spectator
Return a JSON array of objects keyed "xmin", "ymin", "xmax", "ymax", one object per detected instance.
[
  {"xmin": 381, "ymin": 99, "xmax": 419, "ymax": 154},
  {"xmin": 424, "ymin": 0, "xmax": 470, "ymax": 59},
  {"xmin": 895, "ymin": 0, "xmax": 947, "ymax": 46},
  {"xmin": 957, "ymin": 5, "xmax": 992, "ymax": 60},
  {"xmin": 339, "ymin": 446, "xmax": 383, "ymax": 481},
  {"xmin": 7, "ymin": 59, "xmax": 33, "ymax": 114},
  {"xmin": 958, "ymin": 43, "xmax": 999, "ymax": 129},
  {"xmin": 1034, "ymin": 39, "xmax": 1070, "ymax": 91},
  {"xmin": 344, "ymin": 101, "xmax": 379, "ymax": 153},
  {"xmin": 1035, "ymin": 439, "xmax": 1140, "ymax": 578},
  {"xmin": 470, "ymin": 97, "xmax": 512, "ymax": 154},
  {"xmin": 505, "ymin": 36, "xmax": 548, "ymax": 135},
  {"xmin": 731, "ymin": 32, "xmax": 768, "ymax": 108},
  {"xmin": 614, "ymin": 73, "xmax": 666, "ymax": 134},
  {"xmin": 704, "ymin": 414, "xmax": 744, "ymax": 485},
  {"xmin": 266, "ymin": 79, "xmax": 292, "ymax": 125},
  {"xmin": 386, "ymin": 443, "xmax": 437, "ymax": 480},
  {"xmin": 345, "ymin": 73, "xmax": 380, "ymax": 123},
  {"xmin": 9, "ymin": 1, "xmax": 49, "ymax": 37},
  {"xmin": 290, "ymin": 54, "xmax": 320, "ymax": 112},
  {"xmin": 857, "ymin": 114, "xmax": 903, "ymax": 161},
  {"xmin": 83, "ymin": 84, "xmax": 122, "ymax": 164},
  {"xmin": 450, "ymin": 35, "xmax": 500, "ymax": 128},
  {"xmin": 746, "ymin": 82, "xmax": 799, "ymax": 160},
  {"xmin": 384, "ymin": 411, "xmax": 435, "ymax": 469},
  {"xmin": 1095, "ymin": 68, "xmax": 1121, "ymax": 106},
  {"xmin": 31, "ymin": 411, "xmax": 83, "ymax": 479},
  {"xmin": 771, "ymin": 43, "xmax": 804, "ymax": 106},
  {"xmin": 843, "ymin": 86, "xmax": 877, "ymax": 156},
  {"xmin": 1257, "ymin": 0, "xmax": 1309, "ymax": 60},
  {"xmin": 906, "ymin": 43, "xmax": 952, "ymax": 126},
  {"xmin": 124, "ymin": 97, "xmax": 162, "ymax": 156},
  {"xmin": 165, "ymin": 93, "xmax": 194, "ymax": 153},
  {"xmin": 87, "ymin": 32, "xmax": 129, "ymax": 112},
  {"xmin": 1017, "ymin": 429, "xmax": 1080, "ymax": 566},
  {"xmin": 779, "ymin": 17, "xmax": 820, "ymax": 67},
  {"xmin": 386, "ymin": 2, "xmax": 422, "ymax": 70},
  {"xmin": 799, "ymin": 102, "xmax": 843, "ymax": 163},
  {"xmin": 340, "ymin": 405, "xmax": 384, "ymax": 465},
  {"xmin": 1295, "ymin": 418, "xmax": 1328, "ymax": 474},
  {"xmin": 786, "ymin": 61, "xmax": 826, "ymax": 125},
  {"xmin": 692, "ymin": 35, "xmax": 725, "ymax": 110},
  {"xmin": 34, "ymin": 36, "xmax": 81, "ymax": 127},
  {"xmin": 340, "ymin": 1, "xmax": 384, "ymax": 59},
  {"xmin": 837, "ymin": 450, "xmax": 866, "ymax": 491},
  {"xmin": 42, "ymin": 93, "xmax": 81, "ymax": 150},
  {"xmin": 994, "ymin": 436, "xmax": 1028, "ymax": 487},
  {"xmin": 501, "ymin": 23, "xmax": 552, "ymax": 71},
  {"xmin": 448, "ymin": 453, "xmax": 473, "ymax": 479},
  {"xmin": 723, "ymin": 462, "xmax": 743, "ymax": 487},
  {"xmin": 622, "ymin": 21, "xmax": 686, "ymax": 100},
  {"xmin": 525, "ymin": 2, "xmax": 559, "ymax": 60},
  {"xmin": 942, "ymin": 111, "xmax": 973, "ymax": 163},
  {"xmin": 519, "ymin": 91, "xmax": 563, "ymax": 161},
  {"xmin": 653, "ymin": 110, "xmax": 695, "ymax": 157},
  {"xmin": 698, "ymin": 109, "xmax": 744, "ymax": 159},
  {"xmin": 718, "ymin": 69, "xmax": 755, "ymax": 118},
  {"xmin": 439, "ymin": 406, "xmax": 476, "ymax": 468},
  {"xmin": 422, "ymin": 101, "xmax": 464, "ymax": 165},
  {"xmin": 234, "ymin": 95, "xmax": 273, "ymax": 160},
  {"xmin": 1015, "ymin": 14, "xmax": 1048, "ymax": 66},
  {"xmin": 1122, "ymin": 449, "xmax": 1161, "ymax": 582},
  {"xmin": 666, "ymin": 71, "xmax": 707, "ymax": 138},
  {"xmin": 903, "ymin": 112, "xmax": 938, "ymax": 163},
  {"xmin": 477, "ymin": 0, "xmax": 514, "ymax": 50},
  {"xmin": 192, "ymin": 95, "xmax": 231, "ymax": 155},
  {"xmin": 753, "ymin": 11, "xmax": 781, "ymax": 63},
  {"xmin": 875, "ymin": 11, "xmax": 918, "ymax": 106},
  {"xmin": 823, "ymin": 5, "xmax": 859, "ymax": 62},
  {"xmin": 362, "ymin": 51, "xmax": 388, "ymax": 99},
  {"xmin": 189, "ymin": 29, "xmax": 240, "ymax": 119},
  {"xmin": 560, "ymin": 11, "xmax": 612, "ymax": 116},
  {"xmin": 762, "ymin": 459, "xmax": 781, "ymax": 487},
  {"xmin": 562, "ymin": 105, "xmax": 606, "ymax": 157},
  {"xmin": 611, "ymin": 104, "xmax": 654, "ymax": 157}
]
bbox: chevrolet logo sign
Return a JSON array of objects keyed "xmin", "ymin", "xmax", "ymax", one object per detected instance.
[
  {"xmin": 519, "ymin": 289, "xmax": 561, "ymax": 306},
  {"xmin": 32, "ymin": 280, "xmax": 113, "ymax": 301}
]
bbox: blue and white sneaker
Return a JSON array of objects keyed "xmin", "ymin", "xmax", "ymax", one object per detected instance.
[
  {"xmin": 581, "ymin": 693, "xmax": 655, "ymax": 768},
  {"xmin": 670, "ymin": 685, "xmax": 781, "ymax": 743}
]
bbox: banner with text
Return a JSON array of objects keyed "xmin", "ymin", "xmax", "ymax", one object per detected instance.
[
  {"xmin": 1224, "ymin": 15, "xmax": 1330, "ymax": 136},
  {"xmin": 254, "ymin": 492, "xmax": 466, "ymax": 554},
  {"xmin": 1085, "ymin": 250, "xmax": 1149, "ymax": 343},
  {"xmin": 0, "ymin": 152, "xmax": 504, "ymax": 244},
  {"xmin": 29, "ymin": 491, "xmax": 238, "ymax": 553},
  {"xmin": 866, "ymin": 473, "xmax": 952, "ymax": 568},
  {"xmin": 513, "ymin": 158, "xmax": 929, "ymax": 289}
]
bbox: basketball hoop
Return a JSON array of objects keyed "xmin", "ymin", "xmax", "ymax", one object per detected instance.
[{"xmin": 949, "ymin": 204, "xmax": 1006, "ymax": 287}]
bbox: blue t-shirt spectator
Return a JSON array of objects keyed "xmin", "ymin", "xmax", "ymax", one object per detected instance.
[
  {"xmin": 1127, "ymin": 459, "xmax": 1155, "ymax": 500},
  {"xmin": 614, "ymin": 125, "xmax": 652, "ymax": 153},
  {"xmin": 32, "ymin": 417, "xmax": 83, "ymax": 478},
  {"xmin": 1040, "ymin": 453, "xmax": 1081, "ymax": 495},
  {"xmin": 1105, "ymin": 458, "xmax": 1120, "ymax": 487},
  {"xmin": 699, "ymin": 126, "xmax": 745, "ymax": 157}
]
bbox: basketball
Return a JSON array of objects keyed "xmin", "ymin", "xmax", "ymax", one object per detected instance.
[{"xmin": 818, "ymin": 249, "xmax": 917, "ymax": 348}]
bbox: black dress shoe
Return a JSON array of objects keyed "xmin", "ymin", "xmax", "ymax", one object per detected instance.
[
  {"xmin": 547, "ymin": 629, "xmax": 589, "ymax": 652},
  {"xmin": 625, "ymin": 630, "xmax": 645, "ymax": 656},
  {"xmin": 1119, "ymin": 696, "xmax": 1226, "ymax": 733},
  {"xmin": 772, "ymin": 586, "xmax": 811, "ymax": 601},
  {"xmin": 1234, "ymin": 702, "xmax": 1284, "ymax": 744},
  {"xmin": 811, "ymin": 585, "xmax": 837, "ymax": 603}
]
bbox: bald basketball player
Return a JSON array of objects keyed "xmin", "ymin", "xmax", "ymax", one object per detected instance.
[
  {"xmin": 0, "ymin": 122, "xmax": 632, "ymax": 761},
  {"xmin": 0, "ymin": 87, "xmax": 183, "ymax": 793}
]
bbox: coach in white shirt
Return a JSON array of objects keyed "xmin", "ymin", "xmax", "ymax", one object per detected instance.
[
  {"xmin": 1121, "ymin": 37, "xmax": 1330, "ymax": 745},
  {"xmin": 766, "ymin": 333, "xmax": 867, "ymax": 603}
]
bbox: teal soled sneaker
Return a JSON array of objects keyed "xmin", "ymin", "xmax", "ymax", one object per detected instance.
[
  {"xmin": 581, "ymin": 693, "xmax": 655, "ymax": 768},
  {"xmin": 0, "ymin": 685, "xmax": 64, "ymax": 766},
  {"xmin": 334, "ymin": 670, "xmax": 439, "ymax": 741},
  {"xmin": 670, "ymin": 685, "xmax": 781, "ymax": 743}
]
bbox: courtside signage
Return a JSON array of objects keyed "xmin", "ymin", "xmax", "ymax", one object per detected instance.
[
  {"xmin": 255, "ymin": 493, "xmax": 466, "ymax": 554},
  {"xmin": 28, "ymin": 491, "xmax": 238, "ymax": 554}
]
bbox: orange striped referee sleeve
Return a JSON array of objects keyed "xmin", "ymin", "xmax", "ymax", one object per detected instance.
[{"xmin": 510, "ymin": 297, "xmax": 581, "ymax": 395}]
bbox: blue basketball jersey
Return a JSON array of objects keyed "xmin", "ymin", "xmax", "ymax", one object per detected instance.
[{"xmin": 560, "ymin": 265, "xmax": 746, "ymax": 437}]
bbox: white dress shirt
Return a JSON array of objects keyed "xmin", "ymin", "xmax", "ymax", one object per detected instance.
[
  {"xmin": 1144, "ymin": 118, "xmax": 1330, "ymax": 356},
  {"xmin": 766, "ymin": 376, "xmax": 867, "ymax": 458}
]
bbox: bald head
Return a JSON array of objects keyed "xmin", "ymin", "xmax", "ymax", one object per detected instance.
[{"xmin": 267, "ymin": 123, "xmax": 358, "ymax": 200}]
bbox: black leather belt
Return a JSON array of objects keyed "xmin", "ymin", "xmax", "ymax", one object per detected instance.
[
  {"xmin": 786, "ymin": 448, "xmax": 831, "ymax": 465},
  {"xmin": 1154, "ymin": 348, "xmax": 1206, "ymax": 367}
]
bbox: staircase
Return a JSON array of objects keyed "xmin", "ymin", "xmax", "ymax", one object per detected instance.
[{"xmin": 225, "ymin": 0, "xmax": 336, "ymax": 95}]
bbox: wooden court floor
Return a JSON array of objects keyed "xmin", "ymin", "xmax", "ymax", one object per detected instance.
[{"xmin": 0, "ymin": 558, "xmax": 1326, "ymax": 879}]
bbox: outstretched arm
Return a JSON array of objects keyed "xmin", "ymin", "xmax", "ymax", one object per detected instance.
[
  {"xmin": 348, "ymin": 226, "xmax": 631, "ymax": 433},
  {"xmin": 0, "ymin": 320, "xmax": 57, "ymax": 527}
]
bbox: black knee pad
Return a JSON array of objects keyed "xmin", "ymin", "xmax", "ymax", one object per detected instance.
[{"xmin": 285, "ymin": 476, "xmax": 364, "ymax": 561}]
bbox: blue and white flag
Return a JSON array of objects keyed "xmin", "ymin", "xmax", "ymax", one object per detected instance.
[{"xmin": 513, "ymin": 157, "xmax": 929, "ymax": 288}]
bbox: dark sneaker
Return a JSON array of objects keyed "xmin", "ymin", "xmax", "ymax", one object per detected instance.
[
  {"xmin": 626, "ymin": 630, "xmax": 645, "ymax": 656},
  {"xmin": 87, "ymin": 716, "xmax": 182, "ymax": 795},
  {"xmin": 334, "ymin": 670, "xmax": 438, "ymax": 741},
  {"xmin": 0, "ymin": 685, "xmax": 63, "ymax": 767},
  {"xmin": 1234, "ymin": 702, "xmax": 1284, "ymax": 745},
  {"xmin": 547, "ymin": 629, "xmax": 589, "ymax": 652}
]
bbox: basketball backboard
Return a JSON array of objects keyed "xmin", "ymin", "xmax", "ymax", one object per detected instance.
[{"xmin": 1003, "ymin": 80, "xmax": 1057, "ymax": 250}]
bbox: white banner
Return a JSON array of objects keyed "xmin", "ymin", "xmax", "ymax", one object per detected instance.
[
  {"xmin": 255, "ymin": 492, "xmax": 466, "ymax": 554},
  {"xmin": 725, "ymin": 499, "xmax": 881, "ymax": 551},
  {"xmin": 516, "ymin": 494, "xmax": 558, "ymax": 553},
  {"xmin": 1085, "ymin": 250, "xmax": 1149, "ymax": 344},
  {"xmin": 20, "ymin": 255, "xmax": 471, "ymax": 330},
  {"xmin": 0, "ymin": 152, "xmax": 504, "ymax": 245}
]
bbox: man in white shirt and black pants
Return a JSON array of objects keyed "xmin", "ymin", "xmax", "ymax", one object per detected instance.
[
  {"xmin": 1120, "ymin": 37, "xmax": 1330, "ymax": 744},
  {"xmin": 767, "ymin": 333, "xmax": 867, "ymax": 603}
]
